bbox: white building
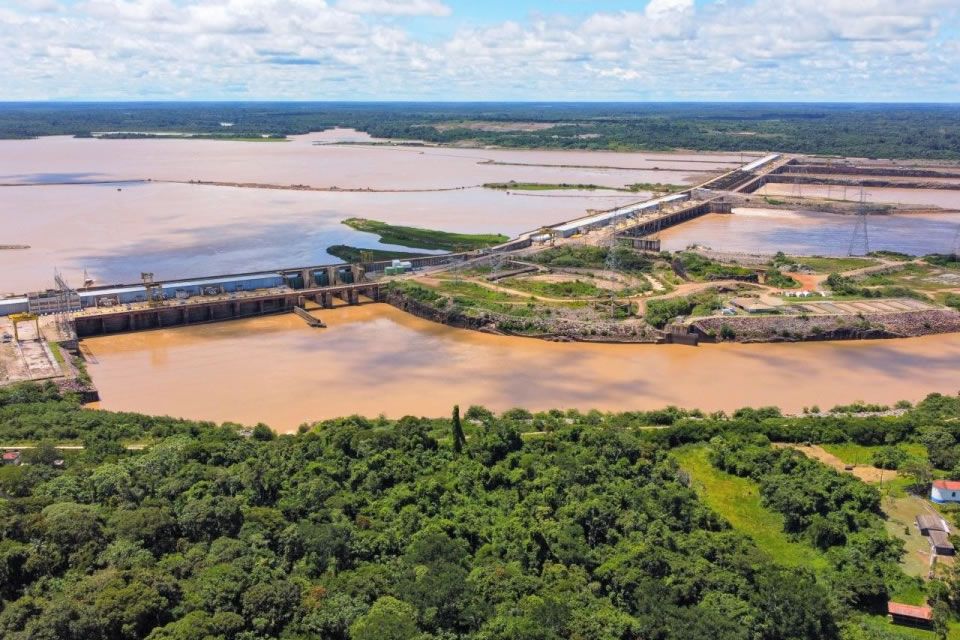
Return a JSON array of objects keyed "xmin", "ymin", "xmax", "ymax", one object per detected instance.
[{"xmin": 931, "ymin": 480, "xmax": 960, "ymax": 503}]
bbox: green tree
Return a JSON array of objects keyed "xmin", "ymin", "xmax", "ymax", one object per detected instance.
[
  {"xmin": 349, "ymin": 596, "xmax": 419, "ymax": 640},
  {"xmin": 452, "ymin": 404, "xmax": 467, "ymax": 455}
]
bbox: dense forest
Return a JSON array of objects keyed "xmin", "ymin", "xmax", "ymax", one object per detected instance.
[
  {"xmin": 4, "ymin": 383, "xmax": 960, "ymax": 639},
  {"xmin": 2, "ymin": 102, "xmax": 960, "ymax": 159}
]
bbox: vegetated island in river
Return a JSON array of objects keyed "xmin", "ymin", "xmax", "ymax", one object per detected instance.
[
  {"xmin": 483, "ymin": 181, "xmax": 687, "ymax": 193},
  {"xmin": 342, "ymin": 217, "xmax": 509, "ymax": 252},
  {"xmin": 330, "ymin": 218, "xmax": 511, "ymax": 263},
  {"xmin": 3, "ymin": 378, "xmax": 960, "ymax": 639},
  {"xmin": 379, "ymin": 234, "xmax": 960, "ymax": 345}
]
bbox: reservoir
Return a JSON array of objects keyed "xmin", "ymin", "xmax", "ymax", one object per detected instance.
[
  {"xmin": 660, "ymin": 208, "xmax": 960, "ymax": 256},
  {"xmin": 83, "ymin": 304, "xmax": 960, "ymax": 431}
]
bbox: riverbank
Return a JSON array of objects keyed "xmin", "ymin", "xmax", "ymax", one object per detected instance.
[
  {"xmin": 385, "ymin": 287, "xmax": 960, "ymax": 345},
  {"xmin": 77, "ymin": 306, "xmax": 960, "ymax": 428},
  {"xmin": 692, "ymin": 309, "xmax": 960, "ymax": 343}
]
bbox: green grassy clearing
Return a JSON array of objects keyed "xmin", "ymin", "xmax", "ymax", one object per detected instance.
[
  {"xmin": 883, "ymin": 494, "xmax": 937, "ymax": 578},
  {"xmin": 788, "ymin": 255, "xmax": 879, "ymax": 273},
  {"xmin": 437, "ymin": 280, "xmax": 527, "ymax": 303},
  {"xmin": 498, "ymin": 277, "xmax": 604, "ymax": 298},
  {"xmin": 673, "ymin": 446, "xmax": 828, "ymax": 570},
  {"xmin": 343, "ymin": 218, "xmax": 508, "ymax": 252},
  {"xmin": 860, "ymin": 264, "xmax": 951, "ymax": 291}
]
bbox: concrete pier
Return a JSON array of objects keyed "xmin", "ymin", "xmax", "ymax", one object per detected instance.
[{"xmin": 73, "ymin": 282, "xmax": 383, "ymax": 338}]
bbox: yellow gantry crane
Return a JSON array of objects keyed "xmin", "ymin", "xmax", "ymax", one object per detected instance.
[{"xmin": 9, "ymin": 313, "xmax": 39, "ymax": 342}]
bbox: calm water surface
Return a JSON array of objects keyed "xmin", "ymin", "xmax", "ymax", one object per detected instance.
[
  {"xmin": 0, "ymin": 133, "xmax": 744, "ymax": 291},
  {"xmin": 660, "ymin": 208, "xmax": 960, "ymax": 256},
  {"xmin": 83, "ymin": 305, "xmax": 960, "ymax": 431}
]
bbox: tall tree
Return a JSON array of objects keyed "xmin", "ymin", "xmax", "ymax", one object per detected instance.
[{"xmin": 452, "ymin": 404, "xmax": 467, "ymax": 454}]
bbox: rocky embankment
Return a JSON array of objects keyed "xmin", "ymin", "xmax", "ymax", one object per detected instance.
[
  {"xmin": 692, "ymin": 309, "xmax": 960, "ymax": 343},
  {"xmin": 387, "ymin": 290, "xmax": 960, "ymax": 346}
]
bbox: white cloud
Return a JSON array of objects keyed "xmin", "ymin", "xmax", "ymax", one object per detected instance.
[
  {"xmin": 15, "ymin": 0, "xmax": 60, "ymax": 12},
  {"xmin": 0, "ymin": 0, "xmax": 957, "ymax": 100},
  {"xmin": 336, "ymin": 0, "xmax": 451, "ymax": 17},
  {"xmin": 645, "ymin": 0, "xmax": 693, "ymax": 19}
]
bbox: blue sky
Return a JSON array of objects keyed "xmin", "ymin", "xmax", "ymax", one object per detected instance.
[{"xmin": 1, "ymin": 0, "xmax": 958, "ymax": 100}]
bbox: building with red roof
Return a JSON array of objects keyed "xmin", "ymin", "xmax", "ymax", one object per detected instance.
[
  {"xmin": 931, "ymin": 480, "xmax": 960, "ymax": 503},
  {"xmin": 888, "ymin": 602, "xmax": 933, "ymax": 628}
]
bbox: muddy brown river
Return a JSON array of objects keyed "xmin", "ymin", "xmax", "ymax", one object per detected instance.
[
  {"xmin": 83, "ymin": 305, "xmax": 960, "ymax": 431},
  {"xmin": 8, "ymin": 135, "xmax": 960, "ymax": 427}
]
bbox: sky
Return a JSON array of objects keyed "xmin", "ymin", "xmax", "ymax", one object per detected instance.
[{"xmin": 1, "ymin": 0, "xmax": 959, "ymax": 101}]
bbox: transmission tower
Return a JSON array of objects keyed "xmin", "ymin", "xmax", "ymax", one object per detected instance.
[
  {"xmin": 53, "ymin": 269, "xmax": 78, "ymax": 341},
  {"xmin": 601, "ymin": 228, "xmax": 625, "ymax": 307},
  {"xmin": 488, "ymin": 251, "xmax": 507, "ymax": 279},
  {"xmin": 848, "ymin": 188, "xmax": 870, "ymax": 256}
]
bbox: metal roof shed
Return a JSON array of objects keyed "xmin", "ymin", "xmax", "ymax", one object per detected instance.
[
  {"xmin": 917, "ymin": 515, "xmax": 947, "ymax": 535},
  {"xmin": 930, "ymin": 529, "xmax": 955, "ymax": 556}
]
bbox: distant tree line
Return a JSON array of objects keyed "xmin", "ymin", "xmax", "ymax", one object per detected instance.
[{"xmin": 2, "ymin": 102, "xmax": 960, "ymax": 159}]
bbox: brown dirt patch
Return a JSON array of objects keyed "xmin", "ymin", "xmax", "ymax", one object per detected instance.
[
  {"xmin": 789, "ymin": 273, "xmax": 826, "ymax": 291},
  {"xmin": 773, "ymin": 443, "xmax": 898, "ymax": 483}
]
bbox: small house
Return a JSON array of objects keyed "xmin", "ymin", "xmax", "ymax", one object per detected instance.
[
  {"xmin": 887, "ymin": 602, "xmax": 934, "ymax": 628},
  {"xmin": 930, "ymin": 530, "xmax": 956, "ymax": 556},
  {"xmin": 931, "ymin": 480, "xmax": 960, "ymax": 503},
  {"xmin": 1, "ymin": 451, "xmax": 21, "ymax": 466},
  {"xmin": 917, "ymin": 515, "xmax": 948, "ymax": 536}
]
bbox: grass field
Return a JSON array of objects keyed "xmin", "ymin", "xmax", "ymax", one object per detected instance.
[
  {"xmin": 673, "ymin": 446, "xmax": 828, "ymax": 570},
  {"xmin": 498, "ymin": 277, "xmax": 603, "ymax": 299},
  {"xmin": 343, "ymin": 218, "xmax": 509, "ymax": 252},
  {"xmin": 884, "ymin": 494, "xmax": 938, "ymax": 578},
  {"xmin": 822, "ymin": 443, "xmax": 928, "ymax": 466},
  {"xmin": 789, "ymin": 255, "xmax": 879, "ymax": 273}
]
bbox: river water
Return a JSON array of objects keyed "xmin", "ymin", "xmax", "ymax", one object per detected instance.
[
  {"xmin": 82, "ymin": 305, "xmax": 960, "ymax": 431},
  {"xmin": 8, "ymin": 133, "xmax": 960, "ymax": 426},
  {"xmin": 1, "ymin": 181, "xmax": 647, "ymax": 293},
  {"xmin": 758, "ymin": 183, "xmax": 960, "ymax": 208},
  {"xmin": 5, "ymin": 134, "xmax": 960, "ymax": 291},
  {"xmin": 0, "ymin": 132, "xmax": 721, "ymax": 189},
  {"xmin": 660, "ymin": 208, "xmax": 960, "ymax": 256},
  {"xmin": 0, "ymin": 133, "xmax": 743, "ymax": 292}
]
